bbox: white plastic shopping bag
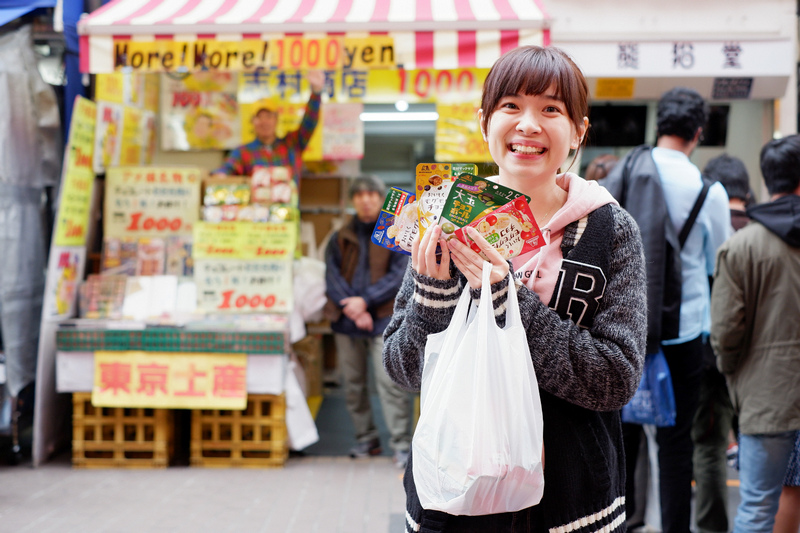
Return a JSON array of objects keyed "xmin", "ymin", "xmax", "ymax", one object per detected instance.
[{"xmin": 412, "ymin": 262, "xmax": 544, "ymax": 516}]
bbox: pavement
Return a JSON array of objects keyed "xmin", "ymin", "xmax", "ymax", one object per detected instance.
[{"xmin": 0, "ymin": 452, "xmax": 407, "ymax": 533}]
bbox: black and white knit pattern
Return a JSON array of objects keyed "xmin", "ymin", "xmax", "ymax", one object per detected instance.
[{"xmin": 385, "ymin": 203, "xmax": 648, "ymax": 532}]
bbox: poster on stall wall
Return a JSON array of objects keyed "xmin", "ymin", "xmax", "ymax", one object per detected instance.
[
  {"xmin": 92, "ymin": 351, "xmax": 247, "ymax": 410},
  {"xmin": 43, "ymin": 247, "xmax": 86, "ymax": 318},
  {"xmin": 104, "ymin": 167, "xmax": 202, "ymax": 239},
  {"xmin": 194, "ymin": 259, "xmax": 293, "ymax": 314},
  {"xmin": 160, "ymin": 72, "xmax": 239, "ymax": 151},
  {"xmin": 119, "ymin": 106, "xmax": 143, "ymax": 165},
  {"xmin": 93, "ymin": 101, "xmax": 123, "ymax": 174},
  {"xmin": 322, "ymin": 103, "xmax": 363, "ymax": 160},
  {"xmin": 55, "ymin": 96, "xmax": 96, "ymax": 247},
  {"xmin": 238, "ymin": 100, "xmax": 323, "ymax": 161},
  {"xmin": 140, "ymin": 111, "xmax": 157, "ymax": 164},
  {"xmin": 435, "ymin": 103, "xmax": 492, "ymax": 163}
]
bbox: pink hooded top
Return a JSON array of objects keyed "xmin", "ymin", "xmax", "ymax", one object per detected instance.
[{"xmin": 511, "ymin": 173, "xmax": 618, "ymax": 304}]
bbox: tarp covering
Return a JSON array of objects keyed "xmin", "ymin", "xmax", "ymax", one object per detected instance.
[
  {"xmin": 0, "ymin": 0, "xmax": 57, "ymax": 29},
  {"xmin": 0, "ymin": 24, "xmax": 61, "ymax": 397},
  {"xmin": 78, "ymin": 0, "xmax": 550, "ymax": 72}
]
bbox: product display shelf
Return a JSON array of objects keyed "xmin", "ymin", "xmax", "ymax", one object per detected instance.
[
  {"xmin": 190, "ymin": 394, "xmax": 288, "ymax": 468},
  {"xmin": 71, "ymin": 392, "xmax": 173, "ymax": 469}
]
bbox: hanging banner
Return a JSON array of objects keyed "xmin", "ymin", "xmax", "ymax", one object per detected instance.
[
  {"xmin": 160, "ymin": 72, "xmax": 240, "ymax": 151},
  {"xmin": 54, "ymin": 96, "xmax": 96, "ymax": 247},
  {"xmin": 44, "ymin": 247, "xmax": 86, "ymax": 318},
  {"xmin": 104, "ymin": 167, "xmax": 202, "ymax": 238},
  {"xmin": 140, "ymin": 111, "xmax": 157, "ymax": 164},
  {"xmin": 238, "ymin": 67, "xmax": 489, "ymax": 104},
  {"xmin": 110, "ymin": 36, "xmax": 395, "ymax": 73},
  {"xmin": 93, "ymin": 351, "xmax": 247, "ymax": 409},
  {"xmin": 435, "ymin": 103, "xmax": 492, "ymax": 162},
  {"xmin": 194, "ymin": 259, "xmax": 293, "ymax": 314},
  {"xmin": 119, "ymin": 106, "xmax": 143, "ymax": 165},
  {"xmin": 193, "ymin": 222, "xmax": 297, "ymax": 260},
  {"xmin": 93, "ymin": 101, "xmax": 123, "ymax": 174}
]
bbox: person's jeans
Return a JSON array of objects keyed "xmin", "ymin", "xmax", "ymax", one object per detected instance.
[{"xmin": 733, "ymin": 431, "xmax": 797, "ymax": 533}]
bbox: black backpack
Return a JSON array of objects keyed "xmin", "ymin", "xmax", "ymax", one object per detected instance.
[{"xmin": 601, "ymin": 145, "xmax": 711, "ymax": 353}]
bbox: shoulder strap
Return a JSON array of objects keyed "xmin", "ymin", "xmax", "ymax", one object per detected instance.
[
  {"xmin": 619, "ymin": 145, "xmax": 651, "ymax": 207},
  {"xmin": 678, "ymin": 178, "xmax": 712, "ymax": 249}
]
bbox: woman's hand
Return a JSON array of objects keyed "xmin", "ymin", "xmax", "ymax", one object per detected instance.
[
  {"xmin": 447, "ymin": 227, "xmax": 509, "ymax": 289},
  {"xmin": 411, "ymin": 224, "xmax": 451, "ymax": 280}
]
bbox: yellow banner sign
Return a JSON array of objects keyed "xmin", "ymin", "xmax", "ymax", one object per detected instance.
[
  {"xmin": 54, "ymin": 96, "xmax": 96, "ymax": 247},
  {"xmin": 119, "ymin": 106, "xmax": 143, "ymax": 165},
  {"xmin": 194, "ymin": 259, "xmax": 294, "ymax": 314},
  {"xmin": 193, "ymin": 221, "xmax": 297, "ymax": 260},
  {"xmin": 113, "ymin": 36, "xmax": 395, "ymax": 72},
  {"xmin": 92, "ymin": 351, "xmax": 247, "ymax": 409},
  {"xmin": 435, "ymin": 103, "xmax": 492, "ymax": 163},
  {"xmin": 104, "ymin": 167, "xmax": 202, "ymax": 238}
]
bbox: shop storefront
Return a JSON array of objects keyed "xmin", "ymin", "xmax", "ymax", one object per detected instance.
[{"xmin": 32, "ymin": 0, "xmax": 551, "ymax": 466}]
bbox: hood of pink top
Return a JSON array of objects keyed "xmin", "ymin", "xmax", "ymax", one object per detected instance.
[{"xmin": 511, "ymin": 173, "xmax": 618, "ymax": 304}]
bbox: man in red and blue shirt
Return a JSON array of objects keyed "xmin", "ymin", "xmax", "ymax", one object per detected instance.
[{"xmin": 213, "ymin": 70, "xmax": 324, "ymax": 180}]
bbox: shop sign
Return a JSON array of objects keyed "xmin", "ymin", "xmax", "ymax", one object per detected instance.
[
  {"xmin": 104, "ymin": 167, "xmax": 202, "ymax": 238},
  {"xmin": 594, "ymin": 78, "xmax": 636, "ymax": 100},
  {"xmin": 54, "ymin": 96, "xmax": 96, "ymax": 247},
  {"xmin": 562, "ymin": 40, "xmax": 792, "ymax": 80},
  {"xmin": 238, "ymin": 67, "xmax": 489, "ymax": 104},
  {"xmin": 112, "ymin": 36, "xmax": 395, "ymax": 73},
  {"xmin": 435, "ymin": 103, "xmax": 492, "ymax": 163},
  {"xmin": 92, "ymin": 351, "xmax": 247, "ymax": 409},
  {"xmin": 194, "ymin": 259, "xmax": 293, "ymax": 314},
  {"xmin": 712, "ymin": 77, "xmax": 753, "ymax": 99},
  {"xmin": 193, "ymin": 222, "xmax": 297, "ymax": 260}
]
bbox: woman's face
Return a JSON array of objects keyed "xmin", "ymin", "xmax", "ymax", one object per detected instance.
[{"xmin": 483, "ymin": 85, "xmax": 585, "ymax": 183}]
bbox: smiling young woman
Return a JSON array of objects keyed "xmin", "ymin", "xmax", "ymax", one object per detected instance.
[{"xmin": 383, "ymin": 46, "xmax": 648, "ymax": 533}]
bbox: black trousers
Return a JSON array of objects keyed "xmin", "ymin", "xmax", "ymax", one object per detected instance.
[{"xmin": 623, "ymin": 336, "xmax": 704, "ymax": 533}]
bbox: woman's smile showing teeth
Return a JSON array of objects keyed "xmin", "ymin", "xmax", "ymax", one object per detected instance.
[{"xmin": 509, "ymin": 143, "xmax": 546, "ymax": 155}]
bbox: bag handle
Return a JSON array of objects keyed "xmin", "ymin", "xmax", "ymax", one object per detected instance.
[{"xmin": 478, "ymin": 262, "xmax": 522, "ymax": 330}]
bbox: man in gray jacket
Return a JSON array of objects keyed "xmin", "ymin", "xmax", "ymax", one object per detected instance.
[{"xmin": 711, "ymin": 134, "xmax": 800, "ymax": 532}]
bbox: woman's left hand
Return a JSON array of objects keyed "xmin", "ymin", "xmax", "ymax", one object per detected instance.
[{"xmin": 447, "ymin": 227, "xmax": 510, "ymax": 289}]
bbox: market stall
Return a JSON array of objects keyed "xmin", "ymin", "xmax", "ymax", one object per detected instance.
[{"xmin": 32, "ymin": 0, "xmax": 550, "ymax": 467}]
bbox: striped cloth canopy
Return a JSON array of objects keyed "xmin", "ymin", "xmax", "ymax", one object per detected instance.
[{"xmin": 78, "ymin": 0, "xmax": 550, "ymax": 72}]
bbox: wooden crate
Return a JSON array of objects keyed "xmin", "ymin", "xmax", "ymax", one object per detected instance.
[
  {"xmin": 72, "ymin": 392, "xmax": 173, "ymax": 469},
  {"xmin": 190, "ymin": 394, "xmax": 288, "ymax": 468}
]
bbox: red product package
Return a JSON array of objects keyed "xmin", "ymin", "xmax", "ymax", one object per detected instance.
[{"xmin": 451, "ymin": 197, "xmax": 544, "ymax": 260}]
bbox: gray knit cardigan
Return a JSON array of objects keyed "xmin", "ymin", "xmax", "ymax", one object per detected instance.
[{"xmin": 383, "ymin": 203, "xmax": 647, "ymax": 533}]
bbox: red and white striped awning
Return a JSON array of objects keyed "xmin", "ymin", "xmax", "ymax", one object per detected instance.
[{"xmin": 78, "ymin": 0, "xmax": 550, "ymax": 72}]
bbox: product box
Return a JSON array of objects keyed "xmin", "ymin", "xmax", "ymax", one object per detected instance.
[
  {"xmin": 203, "ymin": 177, "xmax": 251, "ymax": 206},
  {"xmin": 251, "ymin": 165, "xmax": 294, "ymax": 205},
  {"xmin": 451, "ymin": 196, "xmax": 544, "ymax": 260},
  {"xmin": 438, "ymin": 173, "xmax": 530, "ymax": 238},
  {"xmin": 371, "ymin": 187, "xmax": 417, "ymax": 255}
]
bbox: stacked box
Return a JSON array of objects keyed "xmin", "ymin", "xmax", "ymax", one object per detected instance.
[
  {"xmin": 190, "ymin": 394, "xmax": 287, "ymax": 468},
  {"xmin": 72, "ymin": 392, "xmax": 173, "ymax": 468}
]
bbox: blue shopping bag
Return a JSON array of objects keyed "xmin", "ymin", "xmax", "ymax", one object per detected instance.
[{"xmin": 622, "ymin": 348, "xmax": 676, "ymax": 427}]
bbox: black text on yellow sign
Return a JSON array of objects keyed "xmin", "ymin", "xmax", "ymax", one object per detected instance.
[{"xmin": 113, "ymin": 36, "xmax": 396, "ymax": 72}]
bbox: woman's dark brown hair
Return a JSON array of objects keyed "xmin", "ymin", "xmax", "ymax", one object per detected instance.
[{"xmin": 479, "ymin": 46, "xmax": 589, "ymax": 141}]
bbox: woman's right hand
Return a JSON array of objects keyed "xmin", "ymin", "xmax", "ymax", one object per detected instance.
[{"xmin": 412, "ymin": 224, "xmax": 451, "ymax": 280}]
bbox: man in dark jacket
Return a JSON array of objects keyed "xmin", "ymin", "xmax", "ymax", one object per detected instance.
[
  {"xmin": 711, "ymin": 134, "xmax": 800, "ymax": 532},
  {"xmin": 325, "ymin": 175, "xmax": 411, "ymax": 468}
]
